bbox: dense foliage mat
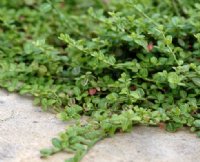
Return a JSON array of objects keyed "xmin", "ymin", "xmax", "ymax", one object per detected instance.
[{"xmin": 1, "ymin": 0, "xmax": 200, "ymax": 161}]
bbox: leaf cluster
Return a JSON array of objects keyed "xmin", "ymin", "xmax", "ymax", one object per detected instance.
[{"xmin": 1, "ymin": 0, "xmax": 200, "ymax": 161}]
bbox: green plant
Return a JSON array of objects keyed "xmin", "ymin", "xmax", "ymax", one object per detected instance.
[{"xmin": 0, "ymin": 0, "xmax": 200, "ymax": 161}]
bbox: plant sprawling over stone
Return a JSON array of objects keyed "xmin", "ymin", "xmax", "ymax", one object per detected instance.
[{"xmin": 0, "ymin": 0, "xmax": 200, "ymax": 161}]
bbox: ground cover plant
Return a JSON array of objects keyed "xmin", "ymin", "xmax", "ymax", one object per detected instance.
[{"xmin": 0, "ymin": 0, "xmax": 200, "ymax": 161}]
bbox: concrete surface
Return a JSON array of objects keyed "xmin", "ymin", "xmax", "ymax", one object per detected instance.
[{"xmin": 1, "ymin": 90, "xmax": 200, "ymax": 162}]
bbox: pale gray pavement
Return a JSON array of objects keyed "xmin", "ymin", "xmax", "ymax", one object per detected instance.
[{"xmin": 0, "ymin": 90, "xmax": 200, "ymax": 162}]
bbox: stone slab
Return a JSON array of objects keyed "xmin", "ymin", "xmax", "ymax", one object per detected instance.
[{"xmin": 0, "ymin": 90, "xmax": 200, "ymax": 162}]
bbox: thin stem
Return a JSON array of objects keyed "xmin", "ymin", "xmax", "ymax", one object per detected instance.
[
  {"xmin": 172, "ymin": 0, "xmax": 181, "ymax": 16},
  {"xmin": 133, "ymin": 5, "xmax": 178, "ymax": 64}
]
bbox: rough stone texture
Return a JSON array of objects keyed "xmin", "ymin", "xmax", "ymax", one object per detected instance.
[
  {"xmin": 84, "ymin": 127, "xmax": 200, "ymax": 162},
  {"xmin": 1, "ymin": 90, "xmax": 200, "ymax": 162},
  {"xmin": 0, "ymin": 90, "xmax": 68, "ymax": 162}
]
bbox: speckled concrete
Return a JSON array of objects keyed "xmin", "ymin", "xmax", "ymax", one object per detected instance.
[
  {"xmin": 1, "ymin": 90, "xmax": 200, "ymax": 162},
  {"xmin": 0, "ymin": 90, "xmax": 68, "ymax": 162}
]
